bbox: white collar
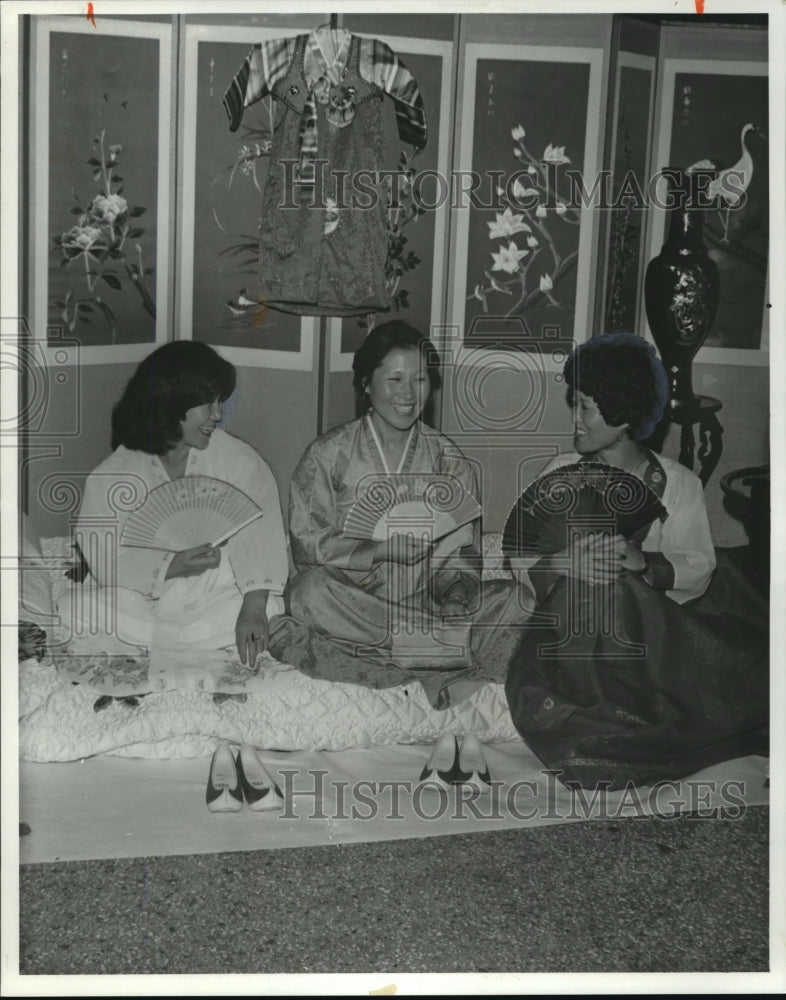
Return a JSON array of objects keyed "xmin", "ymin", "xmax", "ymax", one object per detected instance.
[
  {"xmin": 305, "ymin": 26, "xmax": 352, "ymax": 87},
  {"xmin": 366, "ymin": 414, "xmax": 416, "ymax": 476}
]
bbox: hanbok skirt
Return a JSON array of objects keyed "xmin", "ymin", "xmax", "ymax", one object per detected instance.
[{"xmin": 504, "ymin": 549, "xmax": 769, "ymax": 789}]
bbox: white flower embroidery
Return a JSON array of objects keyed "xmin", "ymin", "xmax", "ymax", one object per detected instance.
[
  {"xmin": 491, "ymin": 241, "xmax": 529, "ymax": 274},
  {"xmin": 487, "ymin": 206, "xmax": 531, "ymax": 239}
]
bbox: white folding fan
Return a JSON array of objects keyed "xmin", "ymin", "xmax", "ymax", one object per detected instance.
[
  {"xmin": 343, "ymin": 475, "xmax": 481, "ymax": 543},
  {"xmin": 120, "ymin": 476, "xmax": 263, "ymax": 552}
]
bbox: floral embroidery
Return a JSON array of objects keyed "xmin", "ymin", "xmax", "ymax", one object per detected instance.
[
  {"xmin": 325, "ymin": 85, "xmax": 357, "ymax": 129},
  {"xmin": 470, "ymin": 122, "xmax": 580, "ymax": 317},
  {"xmin": 52, "ymin": 126, "xmax": 154, "ymax": 341}
]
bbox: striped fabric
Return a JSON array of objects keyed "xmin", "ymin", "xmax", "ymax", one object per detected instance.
[
  {"xmin": 297, "ymin": 89, "xmax": 319, "ymax": 184},
  {"xmin": 223, "ymin": 31, "xmax": 428, "ymax": 158},
  {"xmin": 361, "ymin": 37, "xmax": 427, "ymax": 149},
  {"xmin": 222, "ymin": 36, "xmax": 297, "ymax": 133}
]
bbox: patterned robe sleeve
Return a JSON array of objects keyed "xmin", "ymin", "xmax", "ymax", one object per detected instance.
[
  {"xmin": 223, "ymin": 37, "xmax": 298, "ymax": 132},
  {"xmin": 288, "ymin": 441, "xmax": 378, "ymax": 574},
  {"xmin": 360, "ymin": 38, "xmax": 427, "ymax": 149}
]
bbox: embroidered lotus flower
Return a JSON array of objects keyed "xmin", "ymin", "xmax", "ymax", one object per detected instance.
[
  {"xmin": 511, "ymin": 124, "xmax": 526, "ymax": 141},
  {"xmin": 487, "ymin": 207, "xmax": 531, "ymax": 239},
  {"xmin": 543, "ymin": 143, "xmax": 571, "ymax": 165},
  {"xmin": 491, "ymin": 240, "xmax": 529, "ymax": 274},
  {"xmin": 90, "ymin": 193, "xmax": 128, "ymax": 224}
]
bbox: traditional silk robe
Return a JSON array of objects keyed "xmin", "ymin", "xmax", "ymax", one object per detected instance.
[
  {"xmin": 288, "ymin": 416, "xmax": 480, "ymax": 619},
  {"xmin": 505, "ymin": 450, "xmax": 769, "ymax": 789},
  {"xmin": 270, "ymin": 417, "xmax": 533, "ymax": 708},
  {"xmin": 65, "ymin": 429, "xmax": 288, "ymax": 657}
]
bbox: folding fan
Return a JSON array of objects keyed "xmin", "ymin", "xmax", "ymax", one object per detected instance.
[
  {"xmin": 120, "ymin": 476, "xmax": 263, "ymax": 552},
  {"xmin": 343, "ymin": 475, "xmax": 482, "ymax": 543},
  {"xmin": 502, "ymin": 462, "xmax": 667, "ymax": 558}
]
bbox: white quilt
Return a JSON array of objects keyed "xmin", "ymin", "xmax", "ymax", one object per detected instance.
[
  {"xmin": 18, "ymin": 657, "xmax": 517, "ymax": 762},
  {"xmin": 18, "ymin": 536, "xmax": 519, "ymax": 762}
]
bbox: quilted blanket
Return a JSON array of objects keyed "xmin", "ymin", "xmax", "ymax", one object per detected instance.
[
  {"xmin": 19, "ymin": 657, "xmax": 517, "ymax": 762},
  {"xmin": 18, "ymin": 535, "xmax": 519, "ymax": 762}
]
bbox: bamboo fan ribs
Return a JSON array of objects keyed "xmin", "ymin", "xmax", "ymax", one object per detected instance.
[
  {"xmin": 342, "ymin": 475, "xmax": 482, "ymax": 543},
  {"xmin": 502, "ymin": 462, "xmax": 667, "ymax": 558},
  {"xmin": 120, "ymin": 476, "xmax": 263, "ymax": 552}
]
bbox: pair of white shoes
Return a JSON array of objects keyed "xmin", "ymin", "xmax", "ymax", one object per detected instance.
[
  {"xmin": 205, "ymin": 741, "xmax": 284, "ymax": 813},
  {"xmin": 418, "ymin": 732, "xmax": 492, "ymax": 792}
]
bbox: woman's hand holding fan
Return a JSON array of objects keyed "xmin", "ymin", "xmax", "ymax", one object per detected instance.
[
  {"xmin": 165, "ymin": 543, "xmax": 222, "ymax": 580},
  {"xmin": 503, "ymin": 462, "xmax": 665, "ymax": 591},
  {"xmin": 551, "ymin": 532, "xmax": 629, "ymax": 586}
]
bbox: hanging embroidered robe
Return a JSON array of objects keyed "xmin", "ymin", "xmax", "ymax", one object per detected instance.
[{"xmin": 223, "ymin": 28, "xmax": 427, "ymax": 317}]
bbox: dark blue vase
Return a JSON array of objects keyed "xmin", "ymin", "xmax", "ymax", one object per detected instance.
[{"xmin": 644, "ymin": 171, "xmax": 720, "ymax": 405}]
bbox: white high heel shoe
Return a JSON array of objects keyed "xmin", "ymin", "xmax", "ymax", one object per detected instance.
[
  {"xmin": 418, "ymin": 732, "xmax": 461, "ymax": 789},
  {"xmin": 205, "ymin": 741, "xmax": 243, "ymax": 813},
  {"xmin": 236, "ymin": 744, "xmax": 284, "ymax": 812},
  {"xmin": 455, "ymin": 733, "xmax": 492, "ymax": 792}
]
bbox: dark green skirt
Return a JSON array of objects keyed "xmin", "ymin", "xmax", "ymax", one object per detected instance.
[{"xmin": 505, "ymin": 549, "xmax": 769, "ymax": 789}]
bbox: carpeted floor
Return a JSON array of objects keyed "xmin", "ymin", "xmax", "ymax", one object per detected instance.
[{"xmin": 17, "ymin": 805, "xmax": 769, "ymax": 979}]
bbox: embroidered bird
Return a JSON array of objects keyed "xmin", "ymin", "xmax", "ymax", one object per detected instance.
[
  {"xmin": 225, "ymin": 299, "xmax": 250, "ymax": 317},
  {"xmin": 688, "ymin": 124, "xmax": 766, "ymax": 243}
]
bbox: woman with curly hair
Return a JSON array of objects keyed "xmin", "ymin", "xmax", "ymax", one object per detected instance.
[
  {"xmin": 504, "ymin": 332, "xmax": 768, "ymax": 788},
  {"xmin": 66, "ymin": 341, "xmax": 288, "ymax": 667}
]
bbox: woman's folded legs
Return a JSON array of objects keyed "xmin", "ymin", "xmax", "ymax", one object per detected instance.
[{"xmin": 285, "ymin": 566, "xmax": 533, "ymax": 676}]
